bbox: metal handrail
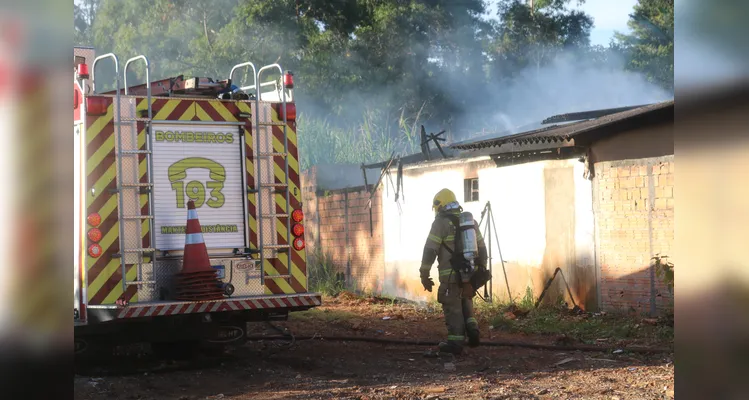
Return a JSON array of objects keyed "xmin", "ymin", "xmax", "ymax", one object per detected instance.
[
  {"xmin": 123, "ymin": 55, "xmax": 155, "ymax": 292},
  {"xmin": 229, "ymin": 62, "xmax": 258, "ymax": 98},
  {"xmin": 92, "ymin": 53, "xmax": 119, "ymax": 94},
  {"xmin": 124, "ymin": 55, "xmax": 150, "ymax": 97}
]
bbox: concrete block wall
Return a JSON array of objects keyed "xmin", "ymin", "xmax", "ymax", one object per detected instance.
[{"xmin": 593, "ymin": 156, "xmax": 674, "ymax": 313}]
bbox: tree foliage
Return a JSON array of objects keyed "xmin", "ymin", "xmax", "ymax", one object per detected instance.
[
  {"xmin": 74, "ymin": 0, "xmax": 673, "ymax": 167},
  {"xmin": 613, "ymin": 0, "xmax": 674, "ymax": 92}
]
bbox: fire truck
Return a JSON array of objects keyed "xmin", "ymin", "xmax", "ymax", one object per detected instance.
[{"xmin": 73, "ymin": 46, "xmax": 319, "ymax": 354}]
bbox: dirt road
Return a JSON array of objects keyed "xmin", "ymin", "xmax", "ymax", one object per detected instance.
[{"xmin": 74, "ymin": 295, "xmax": 674, "ymax": 399}]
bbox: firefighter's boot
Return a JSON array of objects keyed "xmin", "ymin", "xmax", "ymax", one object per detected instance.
[
  {"xmin": 438, "ymin": 341, "xmax": 463, "ymax": 355},
  {"xmin": 466, "ymin": 317, "xmax": 480, "ymax": 347}
]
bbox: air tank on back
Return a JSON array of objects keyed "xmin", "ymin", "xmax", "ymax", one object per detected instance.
[{"xmin": 459, "ymin": 211, "xmax": 478, "ymax": 273}]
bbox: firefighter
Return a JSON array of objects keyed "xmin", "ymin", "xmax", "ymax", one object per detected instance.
[{"xmin": 420, "ymin": 188, "xmax": 488, "ymax": 355}]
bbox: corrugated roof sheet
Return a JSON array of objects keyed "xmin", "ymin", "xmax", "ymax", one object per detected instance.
[{"xmin": 450, "ymin": 100, "xmax": 674, "ymax": 151}]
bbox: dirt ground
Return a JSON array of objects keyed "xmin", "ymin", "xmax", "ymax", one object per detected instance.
[{"xmin": 74, "ymin": 294, "xmax": 674, "ymax": 400}]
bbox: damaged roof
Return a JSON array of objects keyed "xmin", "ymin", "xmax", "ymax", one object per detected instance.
[
  {"xmin": 450, "ymin": 100, "xmax": 674, "ymax": 151},
  {"xmin": 363, "ymin": 100, "xmax": 674, "ymax": 171}
]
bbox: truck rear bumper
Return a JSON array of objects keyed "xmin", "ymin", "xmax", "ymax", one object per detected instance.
[{"xmin": 86, "ymin": 292, "xmax": 321, "ymax": 321}]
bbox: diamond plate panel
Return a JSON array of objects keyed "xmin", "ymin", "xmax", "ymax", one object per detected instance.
[{"xmin": 254, "ymin": 103, "xmax": 279, "ymax": 261}]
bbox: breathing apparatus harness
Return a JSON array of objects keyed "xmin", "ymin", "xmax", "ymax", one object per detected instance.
[{"xmin": 437, "ymin": 204, "xmax": 491, "ymax": 298}]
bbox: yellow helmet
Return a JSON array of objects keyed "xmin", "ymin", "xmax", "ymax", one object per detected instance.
[{"xmin": 432, "ymin": 188, "xmax": 457, "ymax": 213}]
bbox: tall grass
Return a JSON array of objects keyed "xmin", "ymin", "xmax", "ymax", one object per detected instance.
[
  {"xmin": 296, "ymin": 105, "xmax": 423, "ymax": 170},
  {"xmin": 307, "ymin": 249, "xmax": 345, "ymax": 296}
]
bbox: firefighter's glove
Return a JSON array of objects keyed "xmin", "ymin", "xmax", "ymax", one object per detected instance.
[{"xmin": 422, "ymin": 277, "xmax": 434, "ymax": 292}]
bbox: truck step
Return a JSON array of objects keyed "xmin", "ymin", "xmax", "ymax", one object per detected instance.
[
  {"xmin": 121, "ymin": 248, "xmax": 156, "ymax": 253},
  {"xmin": 260, "ymin": 213, "xmax": 288, "ymax": 218},
  {"xmin": 122, "ymin": 215, "xmax": 154, "ymax": 219},
  {"xmin": 264, "ymin": 275, "xmax": 291, "ymax": 279},
  {"xmin": 256, "ymin": 122, "xmax": 288, "ymax": 126},
  {"xmin": 122, "ymin": 149, "xmax": 152, "ymax": 155},
  {"xmin": 121, "ymin": 183, "xmax": 153, "ymax": 188},
  {"xmin": 262, "ymin": 244, "xmax": 290, "ymax": 250},
  {"xmin": 126, "ymin": 280, "xmax": 156, "ymax": 286},
  {"xmin": 258, "ymin": 152, "xmax": 288, "ymax": 157}
]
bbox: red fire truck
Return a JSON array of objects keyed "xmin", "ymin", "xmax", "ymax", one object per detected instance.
[{"xmin": 73, "ymin": 46, "xmax": 319, "ymax": 354}]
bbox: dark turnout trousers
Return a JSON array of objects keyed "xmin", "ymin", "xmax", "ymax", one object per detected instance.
[{"xmin": 438, "ymin": 281, "xmax": 479, "ymax": 353}]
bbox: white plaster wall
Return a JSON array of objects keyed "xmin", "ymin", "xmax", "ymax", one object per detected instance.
[
  {"xmin": 380, "ymin": 158, "xmax": 595, "ymax": 305},
  {"xmin": 573, "ymin": 161, "xmax": 596, "ymax": 271}
]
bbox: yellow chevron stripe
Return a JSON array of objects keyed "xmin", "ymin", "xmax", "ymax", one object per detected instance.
[
  {"xmin": 291, "ymin": 262, "xmax": 307, "ymax": 287},
  {"xmin": 275, "ymin": 219, "xmax": 288, "ymax": 242},
  {"xmin": 86, "ymin": 103, "xmax": 114, "ymax": 145},
  {"xmin": 103, "ymin": 221, "xmax": 149, "ymax": 304},
  {"xmin": 103, "ymin": 264, "xmax": 138, "ymax": 305},
  {"xmin": 269, "ymin": 112, "xmax": 301, "ymax": 204},
  {"xmin": 154, "ymin": 100, "xmax": 180, "ymax": 120},
  {"xmin": 137, "ymin": 98, "xmax": 149, "ymax": 112},
  {"xmin": 180, "ymin": 103, "xmax": 196, "ymax": 120},
  {"xmin": 86, "ymin": 163, "xmax": 116, "ymax": 208},
  {"xmin": 86, "ymin": 220, "xmax": 121, "ymax": 295},
  {"xmin": 210, "ymin": 101, "xmax": 238, "ymax": 122},
  {"xmin": 86, "ymin": 133, "xmax": 115, "ymax": 176},
  {"xmin": 262, "ymin": 260, "xmax": 294, "ymax": 294},
  {"xmin": 87, "ymin": 260, "xmax": 119, "ymax": 302},
  {"xmin": 237, "ymin": 102, "xmax": 252, "ymax": 114},
  {"xmin": 195, "ymin": 102, "xmax": 212, "ymax": 121}
]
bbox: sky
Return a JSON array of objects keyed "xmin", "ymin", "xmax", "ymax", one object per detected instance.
[{"xmin": 484, "ymin": 0, "xmax": 638, "ymax": 47}]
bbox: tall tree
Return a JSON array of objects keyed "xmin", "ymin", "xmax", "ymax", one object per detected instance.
[
  {"xmin": 74, "ymin": 0, "xmax": 101, "ymax": 46},
  {"xmin": 613, "ymin": 0, "xmax": 674, "ymax": 92},
  {"xmin": 488, "ymin": 0, "xmax": 592, "ymax": 81}
]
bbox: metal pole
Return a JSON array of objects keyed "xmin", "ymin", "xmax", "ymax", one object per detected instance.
[
  {"xmin": 489, "ymin": 203, "xmax": 512, "ymax": 303},
  {"xmin": 486, "ymin": 212, "xmax": 492, "ymax": 302},
  {"xmin": 254, "ymin": 67, "xmax": 263, "ymax": 285}
]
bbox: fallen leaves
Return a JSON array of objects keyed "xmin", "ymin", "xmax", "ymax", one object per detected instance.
[{"xmin": 423, "ymin": 386, "xmax": 446, "ymax": 394}]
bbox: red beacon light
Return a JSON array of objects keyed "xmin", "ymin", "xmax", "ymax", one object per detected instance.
[
  {"xmin": 77, "ymin": 63, "xmax": 90, "ymax": 80},
  {"xmin": 283, "ymin": 71, "xmax": 294, "ymax": 89}
]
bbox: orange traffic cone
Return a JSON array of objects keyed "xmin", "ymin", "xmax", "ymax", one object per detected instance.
[{"xmin": 174, "ymin": 200, "xmax": 224, "ymax": 301}]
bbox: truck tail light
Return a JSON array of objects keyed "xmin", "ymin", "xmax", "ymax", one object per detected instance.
[
  {"xmin": 88, "ymin": 244, "xmax": 103, "ymax": 258},
  {"xmin": 291, "ymin": 209, "xmax": 303, "ymax": 222},
  {"xmin": 274, "ymin": 102, "xmax": 296, "ymax": 122},
  {"xmin": 87, "ymin": 228, "xmax": 102, "ymax": 242},
  {"xmin": 283, "ymin": 71, "xmax": 294, "ymax": 89},
  {"xmin": 86, "ymin": 97, "xmax": 108, "ymax": 116},
  {"xmin": 292, "ymin": 237, "xmax": 305, "ymax": 251},
  {"xmin": 292, "ymin": 223, "xmax": 304, "ymax": 237},
  {"xmin": 87, "ymin": 212, "xmax": 101, "ymax": 227}
]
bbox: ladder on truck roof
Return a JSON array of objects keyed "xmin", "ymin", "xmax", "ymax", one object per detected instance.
[
  {"xmin": 229, "ymin": 61, "xmax": 294, "ymax": 283},
  {"xmin": 92, "ymin": 54, "xmax": 157, "ymax": 298}
]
